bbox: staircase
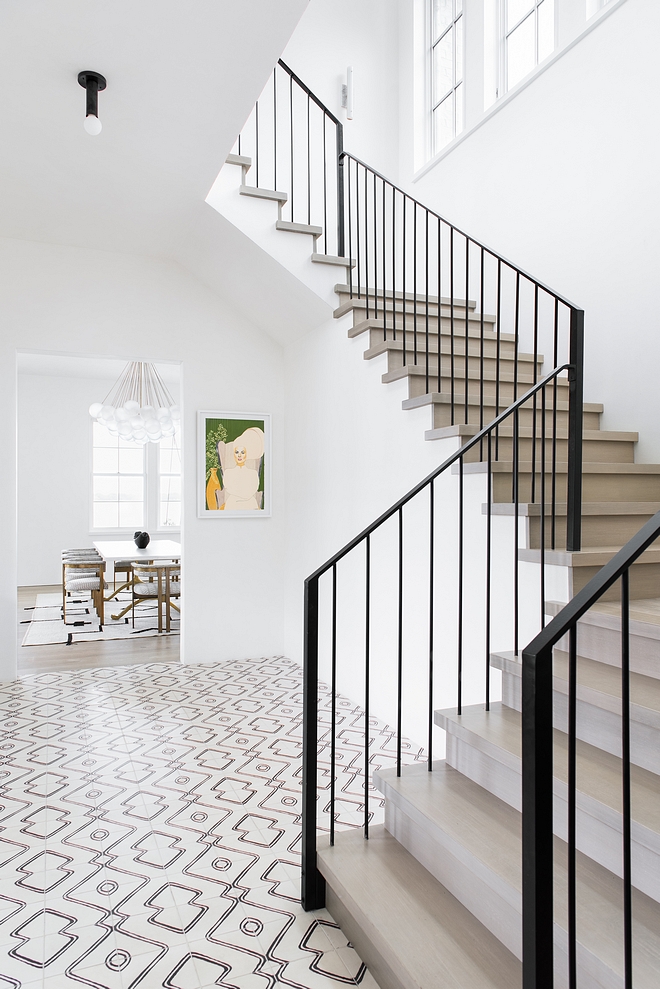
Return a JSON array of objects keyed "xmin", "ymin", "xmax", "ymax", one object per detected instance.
[{"xmin": 217, "ymin": 59, "xmax": 660, "ymax": 989}]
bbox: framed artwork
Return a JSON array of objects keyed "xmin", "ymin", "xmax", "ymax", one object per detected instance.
[{"xmin": 198, "ymin": 411, "xmax": 271, "ymax": 518}]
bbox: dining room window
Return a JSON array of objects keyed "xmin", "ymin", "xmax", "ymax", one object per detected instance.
[
  {"xmin": 92, "ymin": 420, "xmax": 145, "ymax": 529},
  {"xmin": 159, "ymin": 435, "xmax": 181, "ymax": 528},
  {"xmin": 430, "ymin": 0, "xmax": 464, "ymax": 154}
]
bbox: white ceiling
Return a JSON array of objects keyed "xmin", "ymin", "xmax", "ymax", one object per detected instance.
[{"xmin": 0, "ymin": 0, "xmax": 307, "ymax": 263}]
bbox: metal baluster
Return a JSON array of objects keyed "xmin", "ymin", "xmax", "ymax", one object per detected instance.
[
  {"xmin": 364, "ymin": 534, "xmax": 371, "ymax": 838},
  {"xmin": 438, "ymin": 217, "xmax": 442, "ymax": 395},
  {"xmin": 364, "ymin": 166, "xmax": 369, "ymax": 319},
  {"xmin": 289, "ymin": 74, "xmax": 294, "ymax": 221},
  {"xmin": 382, "ymin": 179, "xmax": 386, "ymax": 337},
  {"xmin": 322, "ymin": 115, "xmax": 327, "ymax": 255},
  {"xmin": 451, "ymin": 227, "xmax": 455, "ymax": 425},
  {"xmin": 348, "ymin": 157, "xmax": 353, "ymax": 298},
  {"xmin": 330, "ymin": 563, "xmax": 337, "ymax": 845},
  {"xmin": 458, "ymin": 453, "xmax": 464, "ymax": 714},
  {"xmin": 302, "ymin": 576, "xmax": 324, "ymax": 909},
  {"xmin": 486, "ymin": 430, "xmax": 492, "ymax": 711},
  {"xmin": 514, "ymin": 272, "xmax": 520, "ymax": 404},
  {"xmin": 495, "ymin": 259, "xmax": 502, "ymax": 459},
  {"xmin": 531, "ymin": 284, "xmax": 539, "ymax": 503},
  {"xmin": 480, "ymin": 247, "xmax": 485, "ymax": 457},
  {"xmin": 397, "ymin": 507, "xmax": 403, "ymax": 777},
  {"xmin": 568, "ymin": 624, "xmax": 577, "ymax": 989},
  {"xmin": 413, "ymin": 203, "xmax": 418, "ymax": 365},
  {"xmin": 402, "ymin": 197, "xmax": 407, "ymax": 366},
  {"xmin": 428, "ymin": 481, "xmax": 435, "ymax": 766},
  {"xmin": 273, "ymin": 69, "xmax": 277, "ymax": 191},
  {"xmin": 373, "ymin": 171, "xmax": 378, "ymax": 321},
  {"xmin": 255, "ymin": 99, "xmax": 260, "ymax": 187},
  {"xmin": 541, "ymin": 384, "xmax": 546, "ymax": 629},
  {"xmin": 307, "ymin": 94, "xmax": 311, "ymax": 226},
  {"xmin": 337, "ymin": 122, "xmax": 344, "ymax": 259},
  {"xmin": 425, "ymin": 210, "xmax": 430, "ymax": 395},
  {"xmin": 392, "ymin": 185, "xmax": 397, "ymax": 341},
  {"xmin": 356, "ymin": 161, "xmax": 361, "ymax": 300},
  {"xmin": 514, "ymin": 407, "xmax": 520, "ymax": 657},
  {"xmin": 465, "ymin": 236, "xmax": 470, "ymax": 425},
  {"xmin": 621, "ymin": 569, "xmax": 633, "ymax": 989},
  {"xmin": 552, "ymin": 298, "xmax": 559, "ymax": 550}
]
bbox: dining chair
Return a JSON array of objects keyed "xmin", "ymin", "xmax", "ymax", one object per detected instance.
[
  {"xmin": 62, "ymin": 550, "xmax": 107, "ymax": 626},
  {"xmin": 131, "ymin": 562, "xmax": 181, "ymax": 632}
]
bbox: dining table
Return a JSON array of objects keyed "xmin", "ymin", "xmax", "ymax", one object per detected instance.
[{"xmin": 93, "ymin": 539, "xmax": 182, "ymax": 619}]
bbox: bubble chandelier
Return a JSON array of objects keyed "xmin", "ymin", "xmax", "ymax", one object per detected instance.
[{"xmin": 89, "ymin": 362, "xmax": 180, "ymax": 445}]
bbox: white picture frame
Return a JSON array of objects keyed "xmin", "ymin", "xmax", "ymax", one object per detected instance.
[{"xmin": 197, "ymin": 411, "xmax": 271, "ymax": 518}]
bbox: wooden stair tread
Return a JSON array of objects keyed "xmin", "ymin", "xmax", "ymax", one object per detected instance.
[
  {"xmin": 349, "ymin": 316, "xmax": 513, "ymax": 340},
  {"xmin": 547, "ymin": 597, "xmax": 660, "ymax": 632},
  {"xmin": 402, "ymin": 392, "xmax": 604, "ymax": 413},
  {"xmin": 491, "ymin": 649, "xmax": 660, "ymax": 722},
  {"xmin": 519, "ymin": 545, "xmax": 660, "ymax": 566},
  {"xmin": 334, "ymin": 283, "xmax": 477, "ymax": 308},
  {"xmin": 462, "ymin": 461, "xmax": 660, "ymax": 474},
  {"xmin": 488, "ymin": 500, "xmax": 655, "ymax": 516},
  {"xmin": 374, "ymin": 762, "xmax": 660, "ymax": 984},
  {"xmin": 436, "ymin": 703, "xmax": 660, "ymax": 837},
  {"xmin": 317, "ymin": 824, "xmax": 520, "ymax": 989}
]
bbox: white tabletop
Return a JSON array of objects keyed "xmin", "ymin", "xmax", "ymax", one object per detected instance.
[{"xmin": 93, "ymin": 539, "xmax": 182, "ymax": 562}]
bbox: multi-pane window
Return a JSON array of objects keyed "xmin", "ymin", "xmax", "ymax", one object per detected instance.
[
  {"xmin": 159, "ymin": 435, "xmax": 181, "ymax": 528},
  {"xmin": 92, "ymin": 421, "xmax": 145, "ymax": 529},
  {"xmin": 431, "ymin": 0, "xmax": 464, "ymax": 153},
  {"xmin": 505, "ymin": 0, "xmax": 554, "ymax": 92}
]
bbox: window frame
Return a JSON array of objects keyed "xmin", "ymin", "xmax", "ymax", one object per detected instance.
[
  {"xmin": 89, "ymin": 421, "xmax": 181, "ymax": 536},
  {"xmin": 501, "ymin": 0, "xmax": 555, "ymax": 95},
  {"xmin": 429, "ymin": 0, "xmax": 465, "ymax": 157}
]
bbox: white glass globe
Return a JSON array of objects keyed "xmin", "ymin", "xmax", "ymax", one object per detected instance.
[
  {"xmin": 130, "ymin": 416, "xmax": 143, "ymax": 430},
  {"xmin": 84, "ymin": 114, "xmax": 102, "ymax": 136},
  {"xmin": 115, "ymin": 407, "xmax": 130, "ymax": 422},
  {"xmin": 133, "ymin": 429, "xmax": 147, "ymax": 441},
  {"xmin": 140, "ymin": 405, "xmax": 155, "ymax": 421},
  {"xmin": 156, "ymin": 407, "xmax": 170, "ymax": 421},
  {"xmin": 170, "ymin": 406, "xmax": 181, "ymax": 421},
  {"xmin": 106, "ymin": 421, "xmax": 119, "ymax": 435},
  {"xmin": 100, "ymin": 405, "xmax": 115, "ymax": 421},
  {"xmin": 161, "ymin": 423, "xmax": 175, "ymax": 436},
  {"xmin": 124, "ymin": 400, "xmax": 140, "ymax": 415},
  {"xmin": 146, "ymin": 420, "xmax": 161, "ymax": 434},
  {"xmin": 89, "ymin": 402, "xmax": 103, "ymax": 419},
  {"xmin": 117, "ymin": 422, "xmax": 132, "ymax": 437}
]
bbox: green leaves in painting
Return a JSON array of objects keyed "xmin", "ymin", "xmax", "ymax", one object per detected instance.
[{"xmin": 206, "ymin": 422, "xmax": 228, "ymax": 481}]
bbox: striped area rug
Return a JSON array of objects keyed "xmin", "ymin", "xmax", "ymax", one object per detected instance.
[{"xmin": 21, "ymin": 591, "xmax": 180, "ymax": 646}]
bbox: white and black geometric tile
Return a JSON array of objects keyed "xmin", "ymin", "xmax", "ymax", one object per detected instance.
[{"xmin": 0, "ymin": 656, "xmax": 424, "ymax": 987}]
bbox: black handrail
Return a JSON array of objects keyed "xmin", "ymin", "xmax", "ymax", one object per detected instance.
[
  {"xmin": 521, "ymin": 509, "xmax": 660, "ymax": 989},
  {"xmin": 302, "ymin": 355, "xmax": 583, "ymax": 909}
]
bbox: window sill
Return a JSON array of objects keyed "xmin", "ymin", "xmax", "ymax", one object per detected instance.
[{"xmin": 413, "ymin": 0, "xmax": 628, "ymax": 183}]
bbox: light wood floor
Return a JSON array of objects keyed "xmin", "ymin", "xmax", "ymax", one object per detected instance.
[{"xmin": 18, "ymin": 585, "xmax": 180, "ymax": 676}]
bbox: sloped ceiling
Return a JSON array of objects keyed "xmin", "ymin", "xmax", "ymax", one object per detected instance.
[{"xmin": 0, "ymin": 0, "xmax": 308, "ymax": 301}]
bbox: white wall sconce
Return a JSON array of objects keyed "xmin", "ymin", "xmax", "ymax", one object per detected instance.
[
  {"xmin": 78, "ymin": 70, "xmax": 106, "ymax": 136},
  {"xmin": 341, "ymin": 66, "xmax": 353, "ymax": 120}
]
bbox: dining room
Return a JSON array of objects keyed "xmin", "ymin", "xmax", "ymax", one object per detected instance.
[{"xmin": 17, "ymin": 351, "xmax": 182, "ymax": 674}]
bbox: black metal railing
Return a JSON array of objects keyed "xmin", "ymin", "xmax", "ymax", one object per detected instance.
[
  {"xmin": 302, "ymin": 332, "xmax": 584, "ymax": 909},
  {"xmin": 234, "ymin": 59, "xmax": 344, "ymax": 258},
  {"xmin": 521, "ymin": 510, "xmax": 660, "ymax": 989}
]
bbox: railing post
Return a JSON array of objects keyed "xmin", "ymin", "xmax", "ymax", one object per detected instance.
[
  {"xmin": 566, "ymin": 308, "xmax": 584, "ymax": 553},
  {"xmin": 337, "ymin": 125, "xmax": 345, "ymax": 258},
  {"xmin": 302, "ymin": 575, "xmax": 325, "ymax": 910},
  {"xmin": 521, "ymin": 644, "xmax": 554, "ymax": 989}
]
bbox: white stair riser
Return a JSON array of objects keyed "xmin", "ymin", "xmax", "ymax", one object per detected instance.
[
  {"xmin": 555, "ymin": 625, "xmax": 660, "ymax": 680},
  {"xmin": 446, "ymin": 733, "xmax": 660, "ymax": 903},
  {"xmin": 502, "ymin": 672, "xmax": 660, "ymax": 775}
]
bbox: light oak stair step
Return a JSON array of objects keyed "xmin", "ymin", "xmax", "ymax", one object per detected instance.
[
  {"xmin": 317, "ymin": 824, "xmax": 520, "ymax": 989},
  {"xmin": 462, "ymin": 460, "xmax": 660, "ymax": 507},
  {"xmin": 363, "ymin": 336, "xmax": 537, "ymax": 363},
  {"xmin": 491, "ymin": 649, "xmax": 660, "ymax": 774},
  {"xmin": 311, "ymin": 252, "xmax": 355, "ymax": 267},
  {"xmin": 430, "ymin": 425, "xmax": 635, "ymax": 465},
  {"xmin": 346, "ymin": 310, "xmax": 499, "ymax": 334},
  {"xmin": 334, "ymin": 283, "xmax": 477, "ymax": 310},
  {"xmin": 239, "ymin": 184, "xmax": 287, "ymax": 203},
  {"xmin": 334, "ymin": 297, "xmax": 486, "ymax": 321},
  {"xmin": 545, "ymin": 597, "xmax": 660, "ymax": 680},
  {"xmin": 374, "ymin": 761, "xmax": 660, "ymax": 988},
  {"xmin": 225, "ymin": 153, "xmax": 252, "ymax": 169},
  {"xmin": 518, "ymin": 544, "xmax": 660, "ymax": 598},
  {"xmin": 275, "ymin": 219, "xmax": 322, "ymax": 236},
  {"xmin": 435, "ymin": 703, "xmax": 660, "ymax": 903},
  {"xmin": 486, "ymin": 499, "xmax": 653, "ymax": 550},
  {"xmin": 383, "ymin": 363, "xmax": 570, "ymax": 401},
  {"xmin": 403, "ymin": 392, "xmax": 603, "ymax": 431}
]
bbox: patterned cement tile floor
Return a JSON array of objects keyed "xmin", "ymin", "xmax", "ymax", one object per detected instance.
[{"xmin": 0, "ymin": 656, "xmax": 424, "ymax": 988}]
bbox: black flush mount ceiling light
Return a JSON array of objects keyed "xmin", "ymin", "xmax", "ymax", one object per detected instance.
[{"xmin": 78, "ymin": 70, "xmax": 106, "ymax": 136}]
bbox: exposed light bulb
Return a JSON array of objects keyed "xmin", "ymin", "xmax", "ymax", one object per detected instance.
[{"xmin": 84, "ymin": 113, "xmax": 102, "ymax": 136}]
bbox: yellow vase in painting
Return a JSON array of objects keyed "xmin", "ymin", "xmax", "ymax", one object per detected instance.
[{"xmin": 206, "ymin": 468, "xmax": 221, "ymax": 510}]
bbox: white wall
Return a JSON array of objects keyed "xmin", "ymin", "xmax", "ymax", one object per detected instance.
[
  {"xmin": 281, "ymin": 0, "xmax": 402, "ymax": 181},
  {"xmin": 399, "ymin": 0, "xmax": 660, "ymax": 460},
  {"xmin": 1, "ymin": 237, "xmax": 287, "ymax": 680}
]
